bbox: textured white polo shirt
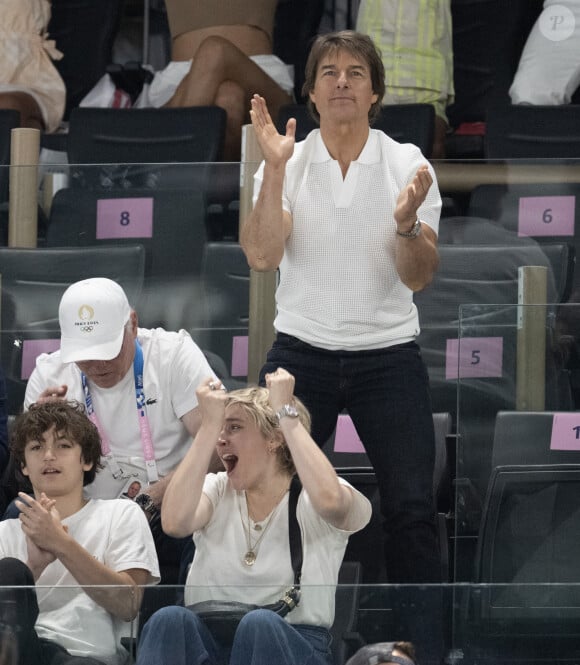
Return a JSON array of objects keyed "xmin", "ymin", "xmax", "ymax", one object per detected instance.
[{"xmin": 253, "ymin": 129, "xmax": 441, "ymax": 350}]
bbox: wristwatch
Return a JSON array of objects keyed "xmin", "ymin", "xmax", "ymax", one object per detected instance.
[
  {"xmin": 275, "ymin": 404, "xmax": 299, "ymax": 422},
  {"xmin": 396, "ymin": 218, "xmax": 422, "ymax": 239},
  {"xmin": 135, "ymin": 493, "xmax": 155, "ymax": 513}
]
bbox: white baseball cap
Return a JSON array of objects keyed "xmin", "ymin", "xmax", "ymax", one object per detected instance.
[{"xmin": 58, "ymin": 278, "xmax": 131, "ymax": 363}]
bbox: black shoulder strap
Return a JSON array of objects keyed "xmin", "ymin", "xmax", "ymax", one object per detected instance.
[{"xmin": 288, "ymin": 475, "xmax": 303, "ymax": 587}]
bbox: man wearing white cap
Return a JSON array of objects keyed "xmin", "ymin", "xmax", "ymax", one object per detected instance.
[{"xmin": 23, "ymin": 277, "xmax": 219, "ymax": 579}]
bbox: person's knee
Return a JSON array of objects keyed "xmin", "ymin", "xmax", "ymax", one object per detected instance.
[
  {"xmin": 152, "ymin": 605, "xmax": 190, "ymax": 622},
  {"xmin": 195, "ymin": 35, "xmax": 235, "ymax": 67},
  {"xmin": 0, "ymin": 557, "xmax": 33, "ymax": 586},
  {"xmin": 143, "ymin": 605, "xmax": 193, "ymax": 634},
  {"xmin": 236, "ymin": 608, "xmax": 283, "ymax": 638}
]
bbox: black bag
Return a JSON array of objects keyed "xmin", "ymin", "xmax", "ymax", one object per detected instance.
[
  {"xmin": 190, "ymin": 587, "xmax": 300, "ymax": 645},
  {"xmin": 187, "ymin": 477, "xmax": 303, "ymax": 646}
]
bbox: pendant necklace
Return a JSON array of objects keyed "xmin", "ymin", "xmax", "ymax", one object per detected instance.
[{"xmin": 240, "ymin": 486, "xmax": 288, "ymax": 566}]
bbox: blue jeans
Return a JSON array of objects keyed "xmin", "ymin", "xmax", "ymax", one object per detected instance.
[
  {"xmin": 136, "ymin": 606, "xmax": 333, "ymax": 665},
  {"xmin": 260, "ymin": 334, "xmax": 441, "ymax": 584}
]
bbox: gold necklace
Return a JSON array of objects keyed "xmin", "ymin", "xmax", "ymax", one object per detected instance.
[{"xmin": 240, "ymin": 486, "xmax": 288, "ymax": 566}]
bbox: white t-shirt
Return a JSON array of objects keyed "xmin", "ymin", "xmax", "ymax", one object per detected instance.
[
  {"xmin": 24, "ymin": 328, "xmax": 216, "ymax": 498},
  {"xmin": 253, "ymin": 129, "xmax": 442, "ymax": 351},
  {"xmin": 0, "ymin": 499, "xmax": 160, "ymax": 665},
  {"xmin": 184, "ymin": 473, "xmax": 372, "ymax": 628}
]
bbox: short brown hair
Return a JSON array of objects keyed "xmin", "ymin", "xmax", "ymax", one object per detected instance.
[
  {"xmin": 11, "ymin": 401, "xmax": 103, "ymax": 486},
  {"xmin": 225, "ymin": 387, "xmax": 311, "ymax": 476},
  {"xmin": 303, "ymin": 30, "xmax": 386, "ymax": 124}
]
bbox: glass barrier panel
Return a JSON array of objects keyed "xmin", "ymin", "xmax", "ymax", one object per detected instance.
[
  {"xmin": 0, "ymin": 583, "xmax": 139, "ymax": 664},
  {"xmin": 3, "ymin": 157, "xmax": 580, "ymax": 600},
  {"xmin": 455, "ymin": 303, "xmax": 580, "ymax": 586},
  {"xmin": 2, "ymin": 582, "xmax": 580, "ymax": 663}
]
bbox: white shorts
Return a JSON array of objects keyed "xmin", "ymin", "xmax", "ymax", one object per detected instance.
[{"xmin": 136, "ymin": 54, "xmax": 294, "ymax": 108}]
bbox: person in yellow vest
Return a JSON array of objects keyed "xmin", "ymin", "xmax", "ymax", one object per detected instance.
[{"xmin": 356, "ymin": 0, "xmax": 454, "ymax": 158}]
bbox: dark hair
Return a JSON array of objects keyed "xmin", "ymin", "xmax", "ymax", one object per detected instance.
[
  {"xmin": 303, "ymin": 30, "xmax": 386, "ymax": 124},
  {"xmin": 11, "ymin": 401, "xmax": 103, "ymax": 486}
]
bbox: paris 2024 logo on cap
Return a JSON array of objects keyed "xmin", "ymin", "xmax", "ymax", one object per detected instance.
[{"xmin": 75, "ymin": 305, "xmax": 98, "ymax": 333}]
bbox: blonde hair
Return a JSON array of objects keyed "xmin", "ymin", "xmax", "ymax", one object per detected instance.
[{"xmin": 225, "ymin": 387, "xmax": 311, "ymax": 475}]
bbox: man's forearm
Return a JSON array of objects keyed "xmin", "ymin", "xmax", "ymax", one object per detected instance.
[
  {"xmin": 240, "ymin": 163, "xmax": 288, "ymax": 271},
  {"xmin": 395, "ymin": 223, "xmax": 439, "ymax": 291}
]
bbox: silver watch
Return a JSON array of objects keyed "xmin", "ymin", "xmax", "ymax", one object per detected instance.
[
  {"xmin": 275, "ymin": 404, "xmax": 299, "ymax": 422},
  {"xmin": 396, "ymin": 218, "xmax": 422, "ymax": 239}
]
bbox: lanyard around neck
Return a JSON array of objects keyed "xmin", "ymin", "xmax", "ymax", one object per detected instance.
[{"xmin": 81, "ymin": 339, "xmax": 158, "ymax": 483}]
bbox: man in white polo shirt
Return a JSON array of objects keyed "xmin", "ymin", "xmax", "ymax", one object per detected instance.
[
  {"xmin": 241, "ymin": 29, "xmax": 443, "ymax": 662},
  {"xmin": 24, "ymin": 277, "xmax": 217, "ymax": 581}
]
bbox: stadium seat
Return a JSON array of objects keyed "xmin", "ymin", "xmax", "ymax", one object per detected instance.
[
  {"xmin": 414, "ymin": 242, "xmax": 574, "ymax": 418},
  {"xmin": 457, "ymin": 413, "xmax": 580, "ymax": 662},
  {"xmin": 197, "ymin": 241, "xmax": 249, "ymax": 389},
  {"xmin": 492, "ymin": 410, "xmax": 580, "ymax": 468},
  {"xmin": 463, "ymin": 463, "xmax": 580, "ymax": 662},
  {"xmin": 485, "ymin": 104, "xmax": 580, "ymax": 159},
  {"xmin": 46, "ymin": 186, "xmax": 208, "ymax": 332},
  {"xmin": 414, "ymin": 242, "xmax": 576, "ymax": 546},
  {"xmin": 67, "ymin": 106, "xmax": 226, "ymax": 165},
  {"xmin": 0, "ymin": 244, "xmax": 145, "ymax": 415},
  {"xmin": 467, "ymin": 183, "xmax": 580, "ymax": 297}
]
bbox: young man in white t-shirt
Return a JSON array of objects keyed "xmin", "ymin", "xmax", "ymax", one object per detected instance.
[{"xmin": 0, "ymin": 401, "xmax": 159, "ymax": 665}]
